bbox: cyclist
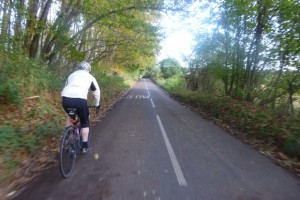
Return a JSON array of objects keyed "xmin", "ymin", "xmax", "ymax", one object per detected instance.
[{"xmin": 61, "ymin": 61, "xmax": 100, "ymax": 153}]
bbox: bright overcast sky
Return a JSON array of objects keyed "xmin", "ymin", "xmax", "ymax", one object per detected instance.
[
  {"xmin": 157, "ymin": 1, "xmax": 212, "ymax": 67},
  {"xmin": 157, "ymin": 12, "xmax": 195, "ymax": 66}
]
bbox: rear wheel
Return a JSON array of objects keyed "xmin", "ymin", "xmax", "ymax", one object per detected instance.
[{"xmin": 59, "ymin": 126, "xmax": 76, "ymax": 177}]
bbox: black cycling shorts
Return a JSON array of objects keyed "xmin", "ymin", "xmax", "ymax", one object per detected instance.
[{"xmin": 62, "ymin": 97, "xmax": 90, "ymax": 128}]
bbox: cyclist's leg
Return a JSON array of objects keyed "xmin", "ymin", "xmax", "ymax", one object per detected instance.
[
  {"xmin": 77, "ymin": 99, "xmax": 90, "ymax": 151},
  {"xmin": 62, "ymin": 97, "xmax": 74, "ymax": 127},
  {"xmin": 81, "ymin": 128, "xmax": 89, "ymax": 142}
]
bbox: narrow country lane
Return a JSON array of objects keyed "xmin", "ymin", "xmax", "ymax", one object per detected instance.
[{"xmin": 13, "ymin": 79, "xmax": 300, "ymax": 200}]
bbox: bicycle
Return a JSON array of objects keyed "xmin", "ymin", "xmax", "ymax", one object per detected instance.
[{"xmin": 59, "ymin": 106, "xmax": 98, "ymax": 178}]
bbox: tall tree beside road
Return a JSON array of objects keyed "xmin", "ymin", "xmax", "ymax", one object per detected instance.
[
  {"xmin": 159, "ymin": 58, "xmax": 182, "ymax": 78},
  {"xmin": 188, "ymin": 0, "xmax": 300, "ymax": 114},
  {"xmin": 0, "ymin": 0, "xmax": 191, "ymax": 73}
]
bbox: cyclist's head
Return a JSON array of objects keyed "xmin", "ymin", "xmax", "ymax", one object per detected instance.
[{"xmin": 77, "ymin": 61, "xmax": 91, "ymax": 73}]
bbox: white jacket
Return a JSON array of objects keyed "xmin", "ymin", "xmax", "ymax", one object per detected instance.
[{"xmin": 61, "ymin": 70, "xmax": 100, "ymax": 106}]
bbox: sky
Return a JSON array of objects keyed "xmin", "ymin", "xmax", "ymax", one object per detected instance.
[
  {"xmin": 157, "ymin": 13, "xmax": 195, "ymax": 67},
  {"xmin": 157, "ymin": 1, "xmax": 212, "ymax": 67}
]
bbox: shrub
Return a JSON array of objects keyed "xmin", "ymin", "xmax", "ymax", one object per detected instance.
[
  {"xmin": 0, "ymin": 126, "xmax": 19, "ymax": 150},
  {"xmin": 0, "ymin": 51, "xmax": 56, "ymax": 105},
  {"xmin": 96, "ymin": 72, "xmax": 129, "ymax": 100},
  {"xmin": 284, "ymin": 136, "xmax": 300, "ymax": 156},
  {"xmin": 0, "ymin": 79, "xmax": 21, "ymax": 105}
]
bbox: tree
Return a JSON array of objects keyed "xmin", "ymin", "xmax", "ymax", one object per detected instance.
[
  {"xmin": 186, "ymin": 0, "xmax": 300, "ymax": 114},
  {"xmin": 0, "ymin": 0, "xmax": 191, "ymax": 71},
  {"xmin": 159, "ymin": 58, "xmax": 182, "ymax": 78}
]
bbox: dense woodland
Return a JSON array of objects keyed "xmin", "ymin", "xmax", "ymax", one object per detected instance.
[
  {"xmin": 0, "ymin": 0, "xmax": 300, "ymax": 195},
  {"xmin": 186, "ymin": 0, "xmax": 300, "ymax": 114},
  {"xmin": 0, "ymin": 0, "xmax": 171, "ymax": 73}
]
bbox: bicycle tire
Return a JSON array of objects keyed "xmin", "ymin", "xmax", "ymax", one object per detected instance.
[{"xmin": 59, "ymin": 126, "xmax": 77, "ymax": 177}]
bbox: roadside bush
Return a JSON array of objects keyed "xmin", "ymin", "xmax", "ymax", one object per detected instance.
[
  {"xmin": 143, "ymin": 66, "xmax": 161, "ymax": 78},
  {"xmin": 0, "ymin": 79, "xmax": 21, "ymax": 105},
  {"xmin": 283, "ymin": 116, "xmax": 300, "ymax": 157},
  {"xmin": 0, "ymin": 51, "xmax": 55, "ymax": 105},
  {"xmin": 159, "ymin": 58, "xmax": 183, "ymax": 79},
  {"xmin": 0, "ymin": 50, "xmax": 65, "ymax": 184},
  {"xmin": 0, "ymin": 126, "xmax": 20, "ymax": 150},
  {"xmin": 156, "ymin": 76, "xmax": 186, "ymax": 94},
  {"xmin": 94, "ymin": 71, "xmax": 130, "ymax": 103}
]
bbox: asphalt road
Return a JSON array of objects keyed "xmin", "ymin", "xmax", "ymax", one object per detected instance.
[{"xmin": 13, "ymin": 78, "xmax": 300, "ymax": 200}]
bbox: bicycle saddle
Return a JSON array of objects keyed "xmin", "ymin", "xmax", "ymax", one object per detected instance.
[{"xmin": 66, "ymin": 108, "xmax": 77, "ymax": 119}]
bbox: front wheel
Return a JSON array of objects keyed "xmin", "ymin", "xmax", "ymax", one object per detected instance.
[{"xmin": 59, "ymin": 126, "xmax": 76, "ymax": 177}]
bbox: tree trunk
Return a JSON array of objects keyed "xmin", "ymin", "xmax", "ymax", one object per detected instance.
[
  {"xmin": 244, "ymin": 0, "xmax": 269, "ymax": 102},
  {"xmin": 29, "ymin": 0, "xmax": 53, "ymax": 58},
  {"xmin": 288, "ymin": 88, "xmax": 294, "ymax": 115},
  {"xmin": 42, "ymin": 0, "xmax": 83, "ymax": 63},
  {"xmin": 24, "ymin": 0, "xmax": 39, "ymax": 56},
  {"xmin": 271, "ymin": 59, "xmax": 284, "ymax": 109},
  {"xmin": 14, "ymin": 0, "xmax": 25, "ymax": 49},
  {"xmin": 0, "ymin": 0, "xmax": 9, "ymax": 48},
  {"xmin": 287, "ymin": 69, "xmax": 300, "ymax": 115}
]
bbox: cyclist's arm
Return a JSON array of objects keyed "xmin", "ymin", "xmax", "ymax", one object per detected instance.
[{"xmin": 90, "ymin": 77, "xmax": 100, "ymax": 107}]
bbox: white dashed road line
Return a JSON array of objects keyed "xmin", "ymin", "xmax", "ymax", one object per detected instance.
[
  {"xmin": 144, "ymin": 79, "xmax": 187, "ymax": 187},
  {"xmin": 156, "ymin": 115, "xmax": 188, "ymax": 187},
  {"xmin": 150, "ymin": 98, "xmax": 155, "ymax": 108}
]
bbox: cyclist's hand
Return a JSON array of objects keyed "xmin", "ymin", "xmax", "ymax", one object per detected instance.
[{"xmin": 96, "ymin": 105, "xmax": 100, "ymax": 116}]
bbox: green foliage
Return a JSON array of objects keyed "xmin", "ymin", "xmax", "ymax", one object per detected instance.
[
  {"xmin": 284, "ymin": 135, "xmax": 300, "ymax": 157},
  {"xmin": 0, "ymin": 79, "xmax": 21, "ymax": 105},
  {"xmin": 282, "ymin": 116, "xmax": 300, "ymax": 156},
  {"xmin": 190, "ymin": 0, "xmax": 300, "ymax": 110},
  {"xmin": 2, "ymin": 152, "xmax": 20, "ymax": 172},
  {"xmin": 156, "ymin": 75, "xmax": 186, "ymax": 93},
  {"xmin": 2, "ymin": 119, "xmax": 62, "ymax": 155},
  {"xmin": 143, "ymin": 66, "xmax": 161, "ymax": 78},
  {"xmin": 91, "ymin": 69, "xmax": 131, "ymax": 105},
  {"xmin": 123, "ymin": 64, "xmax": 144, "ymax": 80},
  {"xmin": 0, "ymin": 0, "xmax": 165, "ymax": 78},
  {"xmin": 65, "ymin": 46, "xmax": 86, "ymax": 61},
  {"xmin": 159, "ymin": 58, "xmax": 183, "ymax": 78},
  {"xmin": 0, "ymin": 126, "xmax": 18, "ymax": 150},
  {"xmin": 0, "ymin": 109, "xmax": 63, "ymax": 177},
  {"xmin": 0, "ymin": 51, "xmax": 65, "ymax": 180},
  {"xmin": 0, "ymin": 51, "xmax": 57, "ymax": 105}
]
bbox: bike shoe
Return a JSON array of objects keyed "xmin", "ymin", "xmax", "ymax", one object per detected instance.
[{"xmin": 82, "ymin": 148, "xmax": 88, "ymax": 154}]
